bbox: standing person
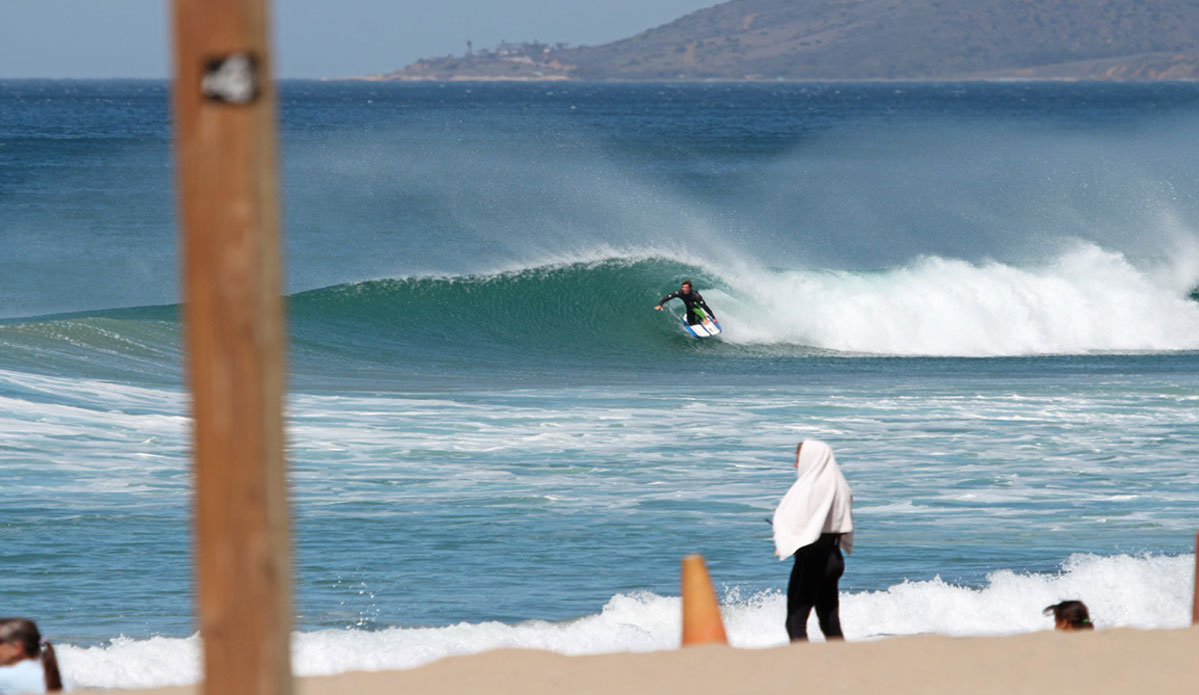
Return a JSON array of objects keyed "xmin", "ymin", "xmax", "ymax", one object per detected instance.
[
  {"xmin": 0, "ymin": 618, "xmax": 63, "ymax": 693},
  {"xmin": 1044, "ymin": 600, "xmax": 1094, "ymax": 631},
  {"xmin": 654, "ymin": 280, "xmax": 717, "ymax": 326},
  {"xmin": 772, "ymin": 439, "xmax": 854, "ymax": 642}
]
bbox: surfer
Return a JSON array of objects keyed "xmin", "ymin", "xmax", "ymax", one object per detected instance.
[
  {"xmin": 771, "ymin": 439, "xmax": 854, "ymax": 642},
  {"xmin": 654, "ymin": 280, "xmax": 717, "ymax": 326}
]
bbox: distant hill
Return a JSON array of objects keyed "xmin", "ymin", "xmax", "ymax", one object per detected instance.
[{"xmin": 375, "ymin": 0, "xmax": 1199, "ymax": 81}]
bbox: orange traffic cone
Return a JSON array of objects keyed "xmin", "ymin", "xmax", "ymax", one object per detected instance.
[{"xmin": 681, "ymin": 554, "xmax": 728, "ymax": 646}]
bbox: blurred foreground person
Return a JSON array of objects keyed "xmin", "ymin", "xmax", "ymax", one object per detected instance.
[
  {"xmin": 0, "ymin": 618, "xmax": 62, "ymax": 693},
  {"xmin": 1045, "ymin": 600, "xmax": 1094, "ymax": 631}
]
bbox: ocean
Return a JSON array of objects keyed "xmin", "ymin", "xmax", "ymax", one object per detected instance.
[{"xmin": 2, "ymin": 79, "xmax": 1198, "ymax": 690}]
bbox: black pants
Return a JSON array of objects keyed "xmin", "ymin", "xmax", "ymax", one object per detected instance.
[{"xmin": 785, "ymin": 533, "xmax": 845, "ymax": 641}]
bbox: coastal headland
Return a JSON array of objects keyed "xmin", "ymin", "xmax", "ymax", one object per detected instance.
[{"xmin": 370, "ymin": 0, "xmax": 1199, "ymax": 82}]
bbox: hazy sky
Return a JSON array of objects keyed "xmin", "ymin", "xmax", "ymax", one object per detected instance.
[{"xmin": 1, "ymin": 0, "xmax": 717, "ymax": 79}]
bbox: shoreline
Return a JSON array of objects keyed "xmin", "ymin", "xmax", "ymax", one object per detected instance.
[{"xmin": 76, "ymin": 625, "xmax": 1199, "ymax": 695}]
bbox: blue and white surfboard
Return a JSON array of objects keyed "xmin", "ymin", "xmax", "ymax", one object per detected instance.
[{"xmin": 684, "ymin": 317, "xmax": 722, "ymax": 338}]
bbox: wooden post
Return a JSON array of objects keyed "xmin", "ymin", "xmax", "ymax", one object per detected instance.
[{"xmin": 170, "ymin": 2, "xmax": 292, "ymax": 695}]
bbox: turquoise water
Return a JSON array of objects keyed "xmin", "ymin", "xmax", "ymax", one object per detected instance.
[{"xmin": 2, "ymin": 80, "xmax": 1199, "ymax": 689}]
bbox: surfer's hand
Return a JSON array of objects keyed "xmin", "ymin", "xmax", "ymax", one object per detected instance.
[{"xmin": 654, "ymin": 305, "xmax": 662, "ymax": 310}]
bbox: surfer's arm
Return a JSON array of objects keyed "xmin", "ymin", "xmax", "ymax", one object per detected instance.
[{"xmin": 656, "ymin": 291, "xmax": 680, "ymax": 308}]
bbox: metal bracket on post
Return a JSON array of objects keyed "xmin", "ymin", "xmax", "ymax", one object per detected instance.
[{"xmin": 202, "ymin": 53, "xmax": 260, "ymax": 105}]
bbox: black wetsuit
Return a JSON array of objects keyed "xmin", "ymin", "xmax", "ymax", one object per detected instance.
[
  {"xmin": 785, "ymin": 532, "xmax": 845, "ymax": 642},
  {"xmin": 658, "ymin": 289, "xmax": 716, "ymax": 325}
]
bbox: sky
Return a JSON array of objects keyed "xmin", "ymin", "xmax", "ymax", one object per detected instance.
[{"xmin": 0, "ymin": 0, "xmax": 718, "ymax": 79}]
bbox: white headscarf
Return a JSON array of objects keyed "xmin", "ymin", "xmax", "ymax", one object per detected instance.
[{"xmin": 772, "ymin": 439, "xmax": 854, "ymax": 559}]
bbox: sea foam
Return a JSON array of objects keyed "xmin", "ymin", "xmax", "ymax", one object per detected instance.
[
  {"xmin": 713, "ymin": 242, "xmax": 1199, "ymax": 355},
  {"xmin": 56, "ymin": 552, "xmax": 1194, "ymax": 690}
]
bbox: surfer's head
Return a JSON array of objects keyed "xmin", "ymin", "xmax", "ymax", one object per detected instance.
[{"xmin": 681, "ymin": 280, "xmax": 692, "ymax": 293}]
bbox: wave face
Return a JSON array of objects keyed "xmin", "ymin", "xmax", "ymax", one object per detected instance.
[
  {"xmin": 290, "ymin": 242, "xmax": 1199, "ymax": 364},
  {"xmin": 287, "ymin": 256, "xmax": 697, "ymax": 363},
  {"xmin": 0, "ymin": 306, "xmax": 180, "ymax": 383},
  {"xmin": 55, "ymin": 552, "xmax": 1194, "ymax": 689}
]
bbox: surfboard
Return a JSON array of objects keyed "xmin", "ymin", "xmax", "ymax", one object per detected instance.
[{"xmin": 684, "ymin": 317, "xmax": 722, "ymax": 338}]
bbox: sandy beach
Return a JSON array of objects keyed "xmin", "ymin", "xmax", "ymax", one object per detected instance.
[{"xmin": 79, "ymin": 625, "xmax": 1199, "ymax": 695}]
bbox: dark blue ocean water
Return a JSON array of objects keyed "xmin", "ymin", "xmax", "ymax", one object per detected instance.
[{"xmin": 2, "ymin": 80, "xmax": 1199, "ymax": 688}]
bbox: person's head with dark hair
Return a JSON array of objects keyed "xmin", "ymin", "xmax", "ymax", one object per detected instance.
[
  {"xmin": 0, "ymin": 617, "xmax": 63, "ymax": 692},
  {"xmin": 1044, "ymin": 600, "xmax": 1093, "ymax": 631}
]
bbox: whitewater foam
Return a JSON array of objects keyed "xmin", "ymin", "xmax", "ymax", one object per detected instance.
[
  {"xmin": 55, "ymin": 553, "xmax": 1193, "ymax": 690},
  {"xmin": 712, "ymin": 242, "xmax": 1199, "ymax": 356}
]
